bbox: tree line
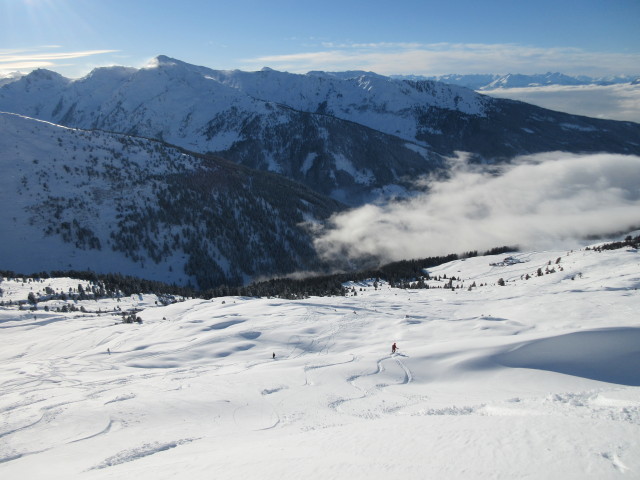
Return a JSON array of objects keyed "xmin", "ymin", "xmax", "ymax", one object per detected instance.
[{"xmin": 0, "ymin": 246, "xmax": 515, "ymax": 301}]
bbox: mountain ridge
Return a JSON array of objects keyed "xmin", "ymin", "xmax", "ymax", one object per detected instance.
[{"xmin": 2, "ymin": 56, "xmax": 639, "ymax": 206}]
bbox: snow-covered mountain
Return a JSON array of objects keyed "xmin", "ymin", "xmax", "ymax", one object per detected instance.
[
  {"xmin": 2, "ymin": 57, "xmax": 640, "ymax": 205},
  {"xmin": 1, "ymin": 240, "xmax": 639, "ymax": 478},
  {"xmin": 482, "ymin": 72, "xmax": 585, "ymax": 89},
  {"xmin": 399, "ymin": 72, "xmax": 640, "ymax": 90},
  {"xmin": 0, "ymin": 71, "xmax": 24, "ymax": 87},
  {"xmin": 0, "ymin": 112, "xmax": 343, "ymax": 288},
  {"xmin": 2, "ymin": 58, "xmax": 640, "ymax": 287}
]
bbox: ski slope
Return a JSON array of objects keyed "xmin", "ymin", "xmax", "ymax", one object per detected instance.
[{"xmin": 1, "ymin": 244, "xmax": 639, "ymax": 479}]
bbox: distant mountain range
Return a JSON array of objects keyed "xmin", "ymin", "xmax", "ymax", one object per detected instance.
[
  {"xmin": 393, "ymin": 72, "xmax": 640, "ymax": 90},
  {"xmin": 1, "ymin": 57, "xmax": 639, "ymax": 287}
]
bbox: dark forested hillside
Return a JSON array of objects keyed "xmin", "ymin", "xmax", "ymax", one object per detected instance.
[{"xmin": 0, "ymin": 113, "xmax": 343, "ymax": 289}]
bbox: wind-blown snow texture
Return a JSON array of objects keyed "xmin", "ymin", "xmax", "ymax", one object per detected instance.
[{"xmin": 1, "ymin": 242, "xmax": 639, "ymax": 479}]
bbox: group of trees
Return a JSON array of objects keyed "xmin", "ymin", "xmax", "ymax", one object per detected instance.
[
  {"xmin": 587, "ymin": 235, "xmax": 640, "ymax": 252},
  {"xmin": 200, "ymin": 247, "xmax": 514, "ymax": 299},
  {"xmin": 1, "ymin": 247, "xmax": 513, "ymax": 303},
  {"xmin": 17, "ymin": 237, "xmax": 638, "ymax": 302},
  {"xmin": 105, "ymin": 154, "xmax": 344, "ymax": 290},
  {"xmin": 25, "ymin": 241, "xmax": 639, "ymax": 303},
  {"xmin": 5, "ymin": 231, "xmax": 637, "ymax": 305},
  {"xmin": 0, "ymin": 269, "xmax": 189, "ymax": 305}
]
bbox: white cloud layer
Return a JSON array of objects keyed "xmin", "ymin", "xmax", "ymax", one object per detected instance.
[
  {"xmin": 313, "ymin": 153, "xmax": 640, "ymax": 263},
  {"xmin": 481, "ymin": 84, "xmax": 640, "ymax": 123},
  {"xmin": 242, "ymin": 42, "xmax": 640, "ymax": 77}
]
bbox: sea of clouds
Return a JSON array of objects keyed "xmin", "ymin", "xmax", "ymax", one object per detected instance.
[
  {"xmin": 314, "ymin": 152, "xmax": 640, "ymax": 264},
  {"xmin": 481, "ymin": 83, "xmax": 640, "ymax": 123}
]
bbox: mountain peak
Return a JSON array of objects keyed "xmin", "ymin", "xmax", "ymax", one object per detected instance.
[
  {"xmin": 25, "ymin": 68, "xmax": 66, "ymax": 81},
  {"xmin": 149, "ymin": 55, "xmax": 183, "ymax": 67},
  {"xmin": 145, "ymin": 55, "xmax": 220, "ymax": 80}
]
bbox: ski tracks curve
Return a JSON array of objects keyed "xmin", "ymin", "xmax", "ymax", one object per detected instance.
[{"xmin": 328, "ymin": 352, "xmax": 415, "ymax": 418}]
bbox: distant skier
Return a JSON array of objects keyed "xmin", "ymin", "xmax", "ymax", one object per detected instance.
[
  {"xmin": 107, "ymin": 348, "xmax": 111, "ymax": 355},
  {"xmin": 391, "ymin": 343, "xmax": 397, "ymax": 354},
  {"xmin": 272, "ymin": 352, "xmax": 276, "ymax": 360}
]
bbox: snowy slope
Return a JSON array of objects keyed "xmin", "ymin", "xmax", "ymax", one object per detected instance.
[
  {"xmin": 1, "ymin": 242, "xmax": 639, "ymax": 479},
  {"xmin": 0, "ymin": 112, "xmax": 342, "ymax": 287}
]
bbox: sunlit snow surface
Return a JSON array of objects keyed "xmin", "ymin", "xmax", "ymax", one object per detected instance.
[{"xmin": 1, "ymin": 246, "xmax": 640, "ymax": 479}]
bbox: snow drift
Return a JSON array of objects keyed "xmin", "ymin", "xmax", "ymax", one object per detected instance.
[{"xmin": 1, "ymin": 242, "xmax": 639, "ymax": 478}]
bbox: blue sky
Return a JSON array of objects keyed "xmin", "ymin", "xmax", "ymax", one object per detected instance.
[{"xmin": 1, "ymin": 0, "xmax": 639, "ymax": 78}]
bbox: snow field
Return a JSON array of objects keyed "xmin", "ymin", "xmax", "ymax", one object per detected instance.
[{"xmin": 1, "ymin": 246, "xmax": 639, "ymax": 478}]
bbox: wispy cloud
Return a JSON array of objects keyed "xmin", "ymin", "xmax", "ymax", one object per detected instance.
[
  {"xmin": 313, "ymin": 153, "xmax": 640, "ymax": 264},
  {"xmin": 241, "ymin": 42, "xmax": 640, "ymax": 77},
  {"xmin": 0, "ymin": 47, "xmax": 118, "ymax": 75}
]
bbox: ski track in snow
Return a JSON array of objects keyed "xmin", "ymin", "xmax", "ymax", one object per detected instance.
[
  {"xmin": 325, "ymin": 353, "xmax": 415, "ymax": 419},
  {"xmin": 1, "ymin": 246, "xmax": 640, "ymax": 478},
  {"xmin": 89, "ymin": 438, "xmax": 196, "ymax": 470}
]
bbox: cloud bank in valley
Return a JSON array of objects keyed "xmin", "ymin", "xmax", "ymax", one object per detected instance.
[
  {"xmin": 482, "ymin": 83, "xmax": 640, "ymax": 123},
  {"xmin": 313, "ymin": 152, "xmax": 640, "ymax": 264}
]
